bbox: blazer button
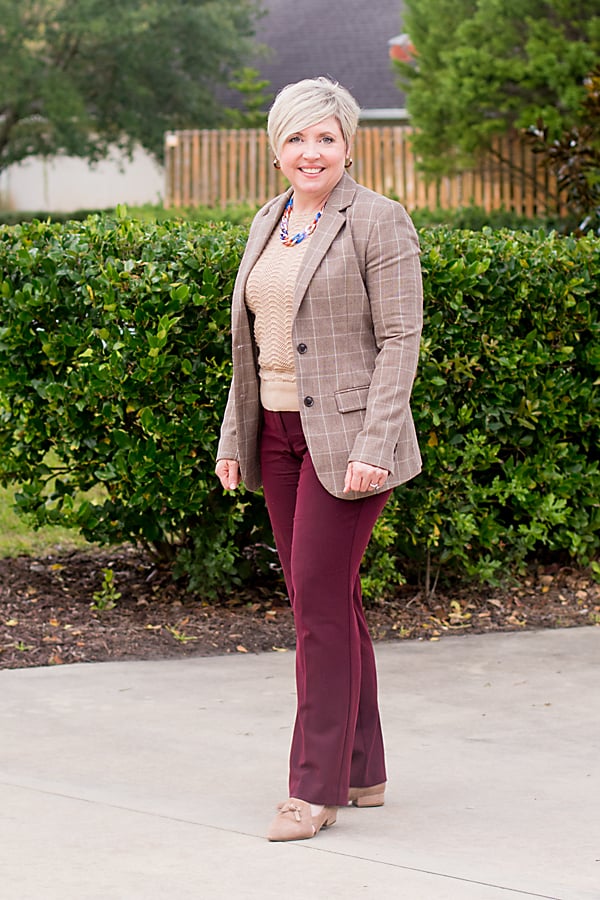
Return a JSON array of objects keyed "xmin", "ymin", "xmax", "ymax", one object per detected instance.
[
  {"xmin": 303, "ymin": 396, "xmax": 314, "ymax": 408},
  {"xmin": 297, "ymin": 343, "xmax": 307, "ymax": 354}
]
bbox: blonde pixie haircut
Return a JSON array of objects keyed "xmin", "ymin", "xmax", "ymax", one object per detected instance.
[{"xmin": 268, "ymin": 77, "xmax": 361, "ymax": 158}]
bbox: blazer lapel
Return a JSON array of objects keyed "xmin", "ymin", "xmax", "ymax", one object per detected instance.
[
  {"xmin": 293, "ymin": 173, "xmax": 357, "ymax": 316},
  {"xmin": 233, "ymin": 190, "xmax": 291, "ymax": 302},
  {"xmin": 233, "ymin": 172, "xmax": 358, "ymax": 316}
]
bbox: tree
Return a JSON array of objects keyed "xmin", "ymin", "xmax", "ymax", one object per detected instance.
[
  {"xmin": 224, "ymin": 67, "xmax": 272, "ymax": 129},
  {"xmin": 525, "ymin": 66, "xmax": 600, "ymax": 232},
  {"xmin": 0, "ymin": 0, "xmax": 262, "ymax": 173},
  {"xmin": 396, "ymin": 0, "xmax": 600, "ymax": 176}
]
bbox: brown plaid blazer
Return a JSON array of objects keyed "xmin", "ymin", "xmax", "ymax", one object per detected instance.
[{"xmin": 216, "ymin": 172, "xmax": 423, "ymax": 500}]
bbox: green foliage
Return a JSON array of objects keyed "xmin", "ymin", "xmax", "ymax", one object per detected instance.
[
  {"xmin": 398, "ymin": 0, "xmax": 600, "ymax": 176},
  {"xmin": 525, "ymin": 66, "xmax": 600, "ymax": 234},
  {"xmin": 0, "ymin": 213, "xmax": 269, "ymax": 595},
  {"xmin": 0, "ymin": 204, "xmax": 261, "ymax": 228},
  {"xmin": 0, "ymin": 480, "xmax": 95, "ymax": 556},
  {"xmin": 408, "ymin": 206, "xmax": 564, "ymax": 233},
  {"xmin": 0, "ymin": 209, "xmax": 116, "ymax": 227},
  {"xmin": 396, "ymin": 225, "xmax": 600, "ymax": 589},
  {"xmin": 128, "ymin": 203, "xmax": 262, "ymax": 227},
  {"xmin": 224, "ymin": 67, "xmax": 272, "ymax": 129},
  {"xmin": 1, "ymin": 203, "xmax": 562, "ymax": 233},
  {"xmin": 91, "ymin": 567, "xmax": 122, "ymax": 612},
  {"xmin": 361, "ymin": 500, "xmax": 407, "ymax": 599},
  {"xmin": 0, "ymin": 0, "xmax": 262, "ymax": 171},
  {"xmin": 0, "ymin": 216, "xmax": 598, "ymax": 599}
]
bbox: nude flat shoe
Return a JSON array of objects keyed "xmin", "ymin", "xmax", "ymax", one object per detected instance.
[
  {"xmin": 348, "ymin": 782, "xmax": 386, "ymax": 807},
  {"xmin": 267, "ymin": 798, "xmax": 337, "ymax": 842}
]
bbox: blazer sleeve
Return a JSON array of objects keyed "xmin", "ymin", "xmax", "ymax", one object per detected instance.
[
  {"xmin": 214, "ymin": 197, "xmax": 280, "ymax": 465},
  {"xmin": 348, "ymin": 199, "xmax": 423, "ymax": 472},
  {"xmin": 216, "ymin": 377, "xmax": 239, "ymax": 461}
]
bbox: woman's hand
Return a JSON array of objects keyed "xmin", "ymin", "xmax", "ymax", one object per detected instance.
[
  {"xmin": 343, "ymin": 461, "xmax": 389, "ymax": 494},
  {"xmin": 215, "ymin": 458, "xmax": 241, "ymax": 491}
]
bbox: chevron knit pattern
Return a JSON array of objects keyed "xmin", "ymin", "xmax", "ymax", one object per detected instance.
[{"xmin": 245, "ymin": 210, "xmax": 315, "ymax": 411}]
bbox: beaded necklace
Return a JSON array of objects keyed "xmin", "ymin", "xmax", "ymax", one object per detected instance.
[{"xmin": 280, "ymin": 196, "xmax": 325, "ymax": 246}]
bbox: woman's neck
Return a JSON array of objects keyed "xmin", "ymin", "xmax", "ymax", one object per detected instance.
[{"xmin": 291, "ymin": 192, "xmax": 330, "ymax": 217}]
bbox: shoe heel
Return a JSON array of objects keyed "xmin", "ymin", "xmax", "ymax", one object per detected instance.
[
  {"xmin": 323, "ymin": 808, "xmax": 337, "ymax": 827},
  {"xmin": 353, "ymin": 791, "xmax": 385, "ymax": 808},
  {"xmin": 348, "ymin": 782, "xmax": 386, "ymax": 807}
]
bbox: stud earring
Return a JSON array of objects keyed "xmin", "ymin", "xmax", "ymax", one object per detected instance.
[
  {"xmin": 344, "ymin": 157, "xmax": 353, "ymax": 168},
  {"xmin": 273, "ymin": 158, "xmax": 281, "ymax": 169}
]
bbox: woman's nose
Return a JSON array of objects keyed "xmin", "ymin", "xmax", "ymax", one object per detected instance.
[{"xmin": 302, "ymin": 143, "xmax": 320, "ymax": 159}]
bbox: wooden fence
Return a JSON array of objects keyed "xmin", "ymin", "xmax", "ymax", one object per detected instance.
[{"xmin": 164, "ymin": 126, "xmax": 566, "ymax": 217}]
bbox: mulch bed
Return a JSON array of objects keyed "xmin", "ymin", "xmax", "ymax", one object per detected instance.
[{"xmin": 1, "ymin": 545, "xmax": 598, "ymax": 670}]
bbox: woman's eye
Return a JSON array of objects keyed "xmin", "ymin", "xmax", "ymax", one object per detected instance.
[
  {"xmin": 321, "ymin": 136, "xmax": 334, "ymax": 143},
  {"xmin": 289, "ymin": 136, "xmax": 301, "ymax": 143}
]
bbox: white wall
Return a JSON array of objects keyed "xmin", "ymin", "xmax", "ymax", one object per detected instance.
[{"xmin": 0, "ymin": 146, "xmax": 164, "ymax": 212}]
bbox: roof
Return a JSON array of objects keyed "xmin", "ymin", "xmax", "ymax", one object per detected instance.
[{"xmin": 252, "ymin": 0, "xmax": 408, "ymax": 114}]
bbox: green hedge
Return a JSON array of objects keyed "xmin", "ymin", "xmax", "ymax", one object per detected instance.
[
  {"xmin": 408, "ymin": 206, "xmax": 570, "ymax": 233},
  {"xmin": 0, "ymin": 214, "xmax": 598, "ymax": 597},
  {"xmin": 1, "ymin": 202, "xmax": 564, "ymax": 232},
  {"xmin": 0, "ymin": 208, "xmax": 116, "ymax": 227},
  {"xmin": 403, "ymin": 226, "xmax": 599, "ymax": 589},
  {"xmin": 0, "ymin": 203, "xmax": 260, "ymax": 229},
  {"xmin": 0, "ymin": 213, "xmax": 267, "ymax": 595}
]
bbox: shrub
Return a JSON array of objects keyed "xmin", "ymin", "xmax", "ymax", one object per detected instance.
[
  {"xmin": 0, "ymin": 212, "xmax": 269, "ymax": 597},
  {"xmin": 129, "ymin": 203, "xmax": 260, "ymax": 227},
  {"xmin": 0, "ymin": 203, "xmax": 261, "ymax": 228},
  {"xmin": 0, "ymin": 208, "xmax": 115, "ymax": 226},
  {"xmin": 398, "ymin": 226, "xmax": 600, "ymax": 590},
  {"xmin": 0, "ymin": 215, "xmax": 598, "ymax": 598},
  {"xmin": 409, "ymin": 206, "xmax": 567, "ymax": 233}
]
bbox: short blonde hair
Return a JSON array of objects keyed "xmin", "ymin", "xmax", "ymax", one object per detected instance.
[{"xmin": 268, "ymin": 77, "xmax": 361, "ymax": 157}]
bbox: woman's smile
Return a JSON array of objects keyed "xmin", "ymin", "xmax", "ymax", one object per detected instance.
[{"xmin": 278, "ymin": 115, "xmax": 347, "ymax": 211}]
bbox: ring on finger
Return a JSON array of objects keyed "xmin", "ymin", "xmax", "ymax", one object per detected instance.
[{"xmin": 369, "ymin": 481, "xmax": 379, "ymax": 490}]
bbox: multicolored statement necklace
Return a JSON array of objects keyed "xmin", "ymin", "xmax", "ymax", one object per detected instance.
[{"xmin": 280, "ymin": 196, "xmax": 325, "ymax": 246}]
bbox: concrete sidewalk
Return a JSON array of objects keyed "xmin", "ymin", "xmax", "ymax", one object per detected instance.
[{"xmin": 1, "ymin": 627, "xmax": 598, "ymax": 900}]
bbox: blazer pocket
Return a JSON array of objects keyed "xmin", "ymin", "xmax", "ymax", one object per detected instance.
[{"xmin": 334, "ymin": 385, "xmax": 370, "ymax": 414}]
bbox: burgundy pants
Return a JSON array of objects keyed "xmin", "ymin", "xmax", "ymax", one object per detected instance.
[{"xmin": 260, "ymin": 410, "xmax": 390, "ymax": 806}]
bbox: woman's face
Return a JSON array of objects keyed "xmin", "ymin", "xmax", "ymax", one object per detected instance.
[{"xmin": 278, "ymin": 116, "xmax": 348, "ymax": 208}]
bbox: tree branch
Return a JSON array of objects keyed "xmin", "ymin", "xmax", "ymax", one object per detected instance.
[
  {"xmin": 486, "ymin": 139, "xmax": 563, "ymax": 211},
  {"xmin": 53, "ymin": 34, "xmax": 82, "ymax": 72}
]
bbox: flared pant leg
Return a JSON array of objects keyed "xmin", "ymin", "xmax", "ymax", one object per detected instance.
[{"xmin": 260, "ymin": 410, "xmax": 389, "ymax": 807}]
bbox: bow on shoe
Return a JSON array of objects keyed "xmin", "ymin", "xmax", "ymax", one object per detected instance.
[
  {"xmin": 278, "ymin": 801, "xmax": 303, "ymax": 823},
  {"xmin": 267, "ymin": 798, "xmax": 337, "ymax": 841}
]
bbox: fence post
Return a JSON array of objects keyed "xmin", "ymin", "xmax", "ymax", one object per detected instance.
[{"xmin": 163, "ymin": 126, "xmax": 564, "ymax": 216}]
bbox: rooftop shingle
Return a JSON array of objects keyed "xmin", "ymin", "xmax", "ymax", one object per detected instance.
[{"xmin": 253, "ymin": 0, "xmax": 407, "ymax": 112}]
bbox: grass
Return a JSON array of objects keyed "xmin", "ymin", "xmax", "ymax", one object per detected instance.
[{"xmin": 0, "ymin": 483, "xmax": 98, "ymax": 558}]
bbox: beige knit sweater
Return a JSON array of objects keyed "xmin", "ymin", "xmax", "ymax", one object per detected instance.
[{"xmin": 245, "ymin": 209, "xmax": 316, "ymax": 411}]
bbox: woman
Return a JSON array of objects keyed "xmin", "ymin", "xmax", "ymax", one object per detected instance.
[{"xmin": 215, "ymin": 77, "xmax": 423, "ymax": 842}]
